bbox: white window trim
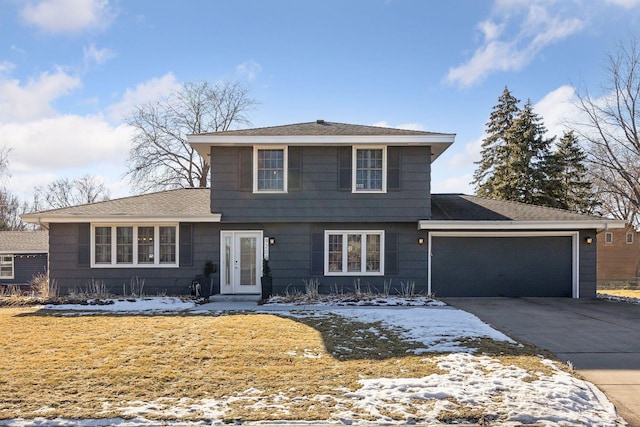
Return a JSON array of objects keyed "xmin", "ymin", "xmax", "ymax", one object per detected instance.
[
  {"xmin": 90, "ymin": 224, "xmax": 179, "ymax": 268},
  {"xmin": 604, "ymin": 232, "xmax": 613, "ymax": 244},
  {"xmin": 352, "ymin": 145, "xmax": 387, "ymax": 193},
  {"xmin": 626, "ymin": 232, "xmax": 634, "ymax": 244},
  {"xmin": 324, "ymin": 230, "xmax": 385, "ymax": 276},
  {"xmin": 253, "ymin": 146, "xmax": 288, "ymax": 193},
  {"xmin": 0, "ymin": 254, "xmax": 14, "ymax": 279}
]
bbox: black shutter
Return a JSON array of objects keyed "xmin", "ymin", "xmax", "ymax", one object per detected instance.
[
  {"xmin": 387, "ymin": 147, "xmax": 401, "ymax": 191},
  {"xmin": 288, "ymin": 146, "xmax": 302, "ymax": 191},
  {"xmin": 310, "ymin": 232, "xmax": 324, "ymax": 275},
  {"xmin": 180, "ymin": 224, "xmax": 193, "ymax": 267},
  {"xmin": 77, "ymin": 223, "xmax": 90, "ymax": 267},
  {"xmin": 338, "ymin": 146, "xmax": 352, "ymax": 191},
  {"xmin": 239, "ymin": 147, "xmax": 253, "ymax": 191},
  {"xmin": 385, "ymin": 232, "xmax": 398, "ymax": 275}
]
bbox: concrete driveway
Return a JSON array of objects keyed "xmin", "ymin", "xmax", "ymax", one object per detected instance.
[{"xmin": 443, "ymin": 297, "xmax": 640, "ymax": 427}]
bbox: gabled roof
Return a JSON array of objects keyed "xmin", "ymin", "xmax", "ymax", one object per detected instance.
[
  {"xmin": 195, "ymin": 121, "xmax": 450, "ymax": 137},
  {"xmin": 421, "ymin": 194, "xmax": 625, "ymax": 231},
  {"xmin": 0, "ymin": 231, "xmax": 48, "ymax": 253},
  {"xmin": 189, "ymin": 120, "xmax": 456, "ymax": 161},
  {"xmin": 21, "ymin": 188, "xmax": 219, "ymax": 226}
]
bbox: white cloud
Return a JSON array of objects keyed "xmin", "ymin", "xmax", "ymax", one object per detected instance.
[
  {"xmin": 236, "ymin": 60, "xmax": 262, "ymax": 82},
  {"xmin": 605, "ymin": 0, "xmax": 640, "ymax": 8},
  {"xmin": 20, "ymin": 0, "xmax": 114, "ymax": 34},
  {"xmin": 448, "ymin": 136, "xmax": 483, "ymax": 169},
  {"xmin": 532, "ymin": 85, "xmax": 579, "ymax": 139},
  {"xmin": 478, "ymin": 20, "xmax": 503, "ymax": 41},
  {"xmin": 83, "ymin": 43, "xmax": 116, "ymax": 66},
  {"xmin": 396, "ymin": 122, "xmax": 426, "ymax": 131},
  {"xmin": 431, "ymin": 173, "xmax": 474, "ymax": 194},
  {"xmin": 371, "ymin": 121, "xmax": 426, "ymax": 131},
  {"xmin": 107, "ymin": 73, "xmax": 181, "ymax": 121},
  {"xmin": 0, "ymin": 68, "xmax": 82, "ymax": 122},
  {"xmin": 1, "ymin": 116, "xmax": 133, "ymax": 198},
  {"xmin": 445, "ymin": 1, "xmax": 586, "ymax": 88},
  {"xmin": 0, "ymin": 61, "xmax": 15, "ymax": 74}
]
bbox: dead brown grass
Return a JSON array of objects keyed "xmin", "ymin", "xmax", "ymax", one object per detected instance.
[
  {"xmin": 0, "ymin": 307, "xmax": 559, "ymax": 423},
  {"xmin": 598, "ymin": 289, "xmax": 640, "ymax": 299}
]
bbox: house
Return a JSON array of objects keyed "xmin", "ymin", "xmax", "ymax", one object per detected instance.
[
  {"xmin": 0, "ymin": 230, "xmax": 48, "ymax": 288},
  {"xmin": 22, "ymin": 121, "xmax": 625, "ymax": 298},
  {"xmin": 597, "ymin": 223, "xmax": 640, "ymax": 289}
]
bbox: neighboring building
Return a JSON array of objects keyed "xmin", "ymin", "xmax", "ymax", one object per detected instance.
[
  {"xmin": 0, "ymin": 230, "xmax": 48, "ymax": 286},
  {"xmin": 597, "ymin": 224, "xmax": 640, "ymax": 289},
  {"xmin": 22, "ymin": 121, "xmax": 625, "ymax": 298}
]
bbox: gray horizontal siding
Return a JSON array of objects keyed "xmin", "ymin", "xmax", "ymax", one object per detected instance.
[
  {"xmin": 211, "ymin": 146, "xmax": 431, "ymax": 223},
  {"xmin": 261, "ymin": 222, "xmax": 429, "ymax": 296},
  {"xmin": 579, "ymin": 229, "xmax": 597, "ymax": 298},
  {"xmin": 49, "ymin": 223, "xmax": 218, "ymax": 296},
  {"xmin": 0, "ymin": 254, "xmax": 47, "ymax": 285}
]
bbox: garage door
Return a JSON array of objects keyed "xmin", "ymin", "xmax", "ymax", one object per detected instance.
[{"xmin": 431, "ymin": 236, "xmax": 573, "ymax": 297}]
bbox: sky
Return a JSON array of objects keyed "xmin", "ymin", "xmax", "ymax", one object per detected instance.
[{"xmin": 1, "ymin": 0, "xmax": 640, "ymax": 204}]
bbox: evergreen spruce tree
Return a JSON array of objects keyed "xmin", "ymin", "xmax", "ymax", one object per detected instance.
[
  {"xmin": 546, "ymin": 131, "xmax": 597, "ymax": 213},
  {"xmin": 501, "ymin": 100, "xmax": 555, "ymax": 206},
  {"xmin": 472, "ymin": 87, "xmax": 520, "ymax": 198},
  {"xmin": 473, "ymin": 89, "xmax": 559, "ymax": 207}
]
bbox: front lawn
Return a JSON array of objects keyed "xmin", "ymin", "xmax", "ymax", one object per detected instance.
[{"xmin": 0, "ymin": 303, "xmax": 622, "ymax": 425}]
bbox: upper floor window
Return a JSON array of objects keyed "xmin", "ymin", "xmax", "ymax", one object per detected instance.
[
  {"xmin": 0, "ymin": 255, "xmax": 14, "ymax": 279},
  {"xmin": 604, "ymin": 232, "xmax": 613, "ymax": 244},
  {"xmin": 627, "ymin": 232, "xmax": 634, "ymax": 244},
  {"xmin": 92, "ymin": 224, "xmax": 178, "ymax": 268},
  {"xmin": 353, "ymin": 147, "xmax": 386, "ymax": 192},
  {"xmin": 254, "ymin": 147, "xmax": 287, "ymax": 193}
]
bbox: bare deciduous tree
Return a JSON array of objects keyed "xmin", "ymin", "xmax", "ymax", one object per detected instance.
[
  {"xmin": 125, "ymin": 80, "xmax": 257, "ymax": 192},
  {"xmin": 0, "ymin": 189, "xmax": 29, "ymax": 231},
  {"xmin": 0, "ymin": 147, "xmax": 32, "ymax": 230},
  {"xmin": 572, "ymin": 38, "xmax": 640, "ymax": 227},
  {"xmin": 34, "ymin": 175, "xmax": 110, "ymax": 210}
]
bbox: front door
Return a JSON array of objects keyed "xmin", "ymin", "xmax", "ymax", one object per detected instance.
[{"xmin": 220, "ymin": 231, "xmax": 263, "ymax": 294}]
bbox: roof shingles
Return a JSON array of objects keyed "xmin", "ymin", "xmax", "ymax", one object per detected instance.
[
  {"xmin": 196, "ymin": 121, "xmax": 452, "ymax": 137},
  {"xmin": 430, "ymin": 194, "xmax": 612, "ymax": 222},
  {"xmin": 23, "ymin": 188, "xmax": 212, "ymax": 218},
  {"xmin": 0, "ymin": 231, "xmax": 48, "ymax": 253}
]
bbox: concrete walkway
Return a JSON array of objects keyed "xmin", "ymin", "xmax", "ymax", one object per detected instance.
[{"xmin": 443, "ymin": 297, "xmax": 640, "ymax": 427}]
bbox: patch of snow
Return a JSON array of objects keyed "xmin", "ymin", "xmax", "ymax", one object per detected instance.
[
  {"xmin": 326, "ymin": 306, "xmax": 515, "ymax": 353},
  {"xmin": 598, "ymin": 293, "xmax": 640, "ymax": 305},
  {"xmin": 4, "ymin": 296, "xmax": 624, "ymax": 426},
  {"xmin": 44, "ymin": 297, "xmax": 195, "ymax": 314}
]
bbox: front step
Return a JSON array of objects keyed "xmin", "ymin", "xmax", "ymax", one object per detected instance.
[{"xmin": 208, "ymin": 294, "xmax": 261, "ymax": 303}]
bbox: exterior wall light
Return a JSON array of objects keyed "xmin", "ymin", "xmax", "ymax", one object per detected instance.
[
  {"xmin": 269, "ymin": 237, "xmax": 276, "ymax": 245},
  {"xmin": 418, "ymin": 237, "xmax": 425, "ymax": 245},
  {"xmin": 585, "ymin": 237, "xmax": 593, "ymax": 245}
]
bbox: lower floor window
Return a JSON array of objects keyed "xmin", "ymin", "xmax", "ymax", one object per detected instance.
[
  {"xmin": 92, "ymin": 224, "xmax": 178, "ymax": 267},
  {"xmin": 0, "ymin": 255, "xmax": 14, "ymax": 279},
  {"xmin": 325, "ymin": 230, "xmax": 384, "ymax": 275}
]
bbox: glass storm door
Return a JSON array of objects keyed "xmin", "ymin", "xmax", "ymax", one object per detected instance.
[{"xmin": 221, "ymin": 231, "xmax": 263, "ymax": 294}]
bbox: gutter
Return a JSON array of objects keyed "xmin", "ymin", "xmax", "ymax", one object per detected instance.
[{"xmin": 418, "ymin": 220, "xmax": 627, "ymax": 232}]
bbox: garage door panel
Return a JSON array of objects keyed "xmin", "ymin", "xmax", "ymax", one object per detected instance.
[{"xmin": 431, "ymin": 236, "xmax": 573, "ymax": 297}]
